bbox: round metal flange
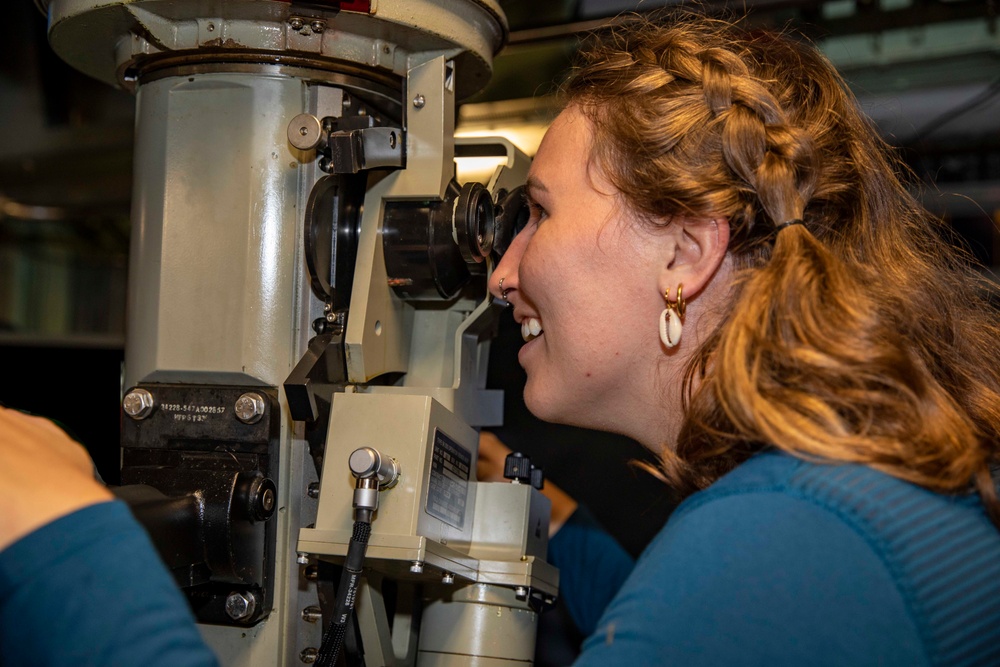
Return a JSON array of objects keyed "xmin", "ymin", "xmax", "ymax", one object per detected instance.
[
  {"xmin": 41, "ymin": 0, "xmax": 507, "ymax": 100},
  {"xmin": 454, "ymin": 181, "xmax": 495, "ymax": 264},
  {"xmin": 123, "ymin": 54, "xmax": 404, "ymax": 118}
]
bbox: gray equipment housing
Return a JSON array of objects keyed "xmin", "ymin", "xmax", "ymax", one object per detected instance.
[{"xmin": 39, "ymin": 0, "xmax": 555, "ymax": 664}]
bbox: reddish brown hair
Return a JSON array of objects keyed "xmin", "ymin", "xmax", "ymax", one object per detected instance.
[{"xmin": 564, "ymin": 11, "xmax": 1000, "ymax": 523}]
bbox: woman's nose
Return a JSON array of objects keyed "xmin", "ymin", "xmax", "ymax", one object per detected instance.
[{"xmin": 489, "ymin": 232, "xmax": 526, "ymax": 300}]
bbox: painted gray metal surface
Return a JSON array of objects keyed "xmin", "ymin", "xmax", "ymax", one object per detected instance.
[{"xmin": 42, "ymin": 0, "xmax": 506, "ymax": 100}]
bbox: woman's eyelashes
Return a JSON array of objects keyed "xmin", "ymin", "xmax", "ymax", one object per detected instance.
[
  {"xmin": 519, "ymin": 185, "xmax": 548, "ymax": 227},
  {"xmin": 526, "ymin": 198, "xmax": 547, "ymax": 226}
]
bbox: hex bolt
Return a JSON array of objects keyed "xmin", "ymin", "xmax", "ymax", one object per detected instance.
[
  {"xmin": 441, "ymin": 572, "xmax": 455, "ymax": 585},
  {"xmin": 310, "ymin": 20, "xmax": 325, "ymax": 33},
  {"xmin": 289, "ymin": 17, "xmax": 304, "ymax": 30},
  {"xmin": 410, "ymin": 560, "xmax": 424, "ymax": 574},
  {"xmin": 514, "ymin": 586, "xmax": 528, "ymax": 600},
  {"xmin": 412, "ymin": 94, "xmax": 426, "ymax": 108},
  {"xmin": 122, "ymin": 388, "xmax": 154, "ymax": 420},
  {"xmin": 307, "ymin": 482, "xmax": 320, "ymax": 499},
  {"xmin": 225, "ymin": 591, "xmax": 257, "ymax": 621},
  {"xmin": 235, "ymin": 392, "xmax": 266, "ymax": 424},
  {"xmin": 300, "ymin": 647, "xmax": 319, "ymax": 664},
  {"xmin": 301, "ymin": 606, "xmax": 322, "ymax": 623},
  {"xmin": 296, "ymin": 552, "xmax": 309, "ymax": 565}
]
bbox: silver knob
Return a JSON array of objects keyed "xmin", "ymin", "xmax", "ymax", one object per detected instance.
[
  {"xmin": 348, "ymin": 447, "xmax": 400, "ymax": 488},
  {"xmin": 287, "ymin": 113, "xmax": 323, "ymax": 151}
]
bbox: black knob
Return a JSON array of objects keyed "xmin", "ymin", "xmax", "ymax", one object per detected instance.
[
  {"xmin": 503, "ymin": 452, "xmax": 532, "ymax": 484},
  {"xmin": 530, "ymin": 466, "xmax": 544, "ymax": 490},
  {"xmin": 247, "ymin": 476, "xmax": 277, "ymax": 522}
]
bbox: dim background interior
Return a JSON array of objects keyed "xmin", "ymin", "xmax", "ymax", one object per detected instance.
[{"xmin": 1, "ymin": 0, "xmax": 998, "ymax": 620}]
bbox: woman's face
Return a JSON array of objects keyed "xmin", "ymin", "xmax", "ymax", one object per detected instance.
[{"xmin": 491, "ymin": 107, "xmax": 678, "ymax": 435}]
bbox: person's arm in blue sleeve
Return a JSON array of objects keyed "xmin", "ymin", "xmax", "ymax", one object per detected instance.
[
  {"xmin": 0, "ymin": 501, "xmax": 220, "ymax": 667},
  {"xmin": 0, "ymin": 405, "xmax": 219, "ymax": 666},
  {"xmin": 547, "ymin": 505, "xmax": 635, "ymax": 637}
]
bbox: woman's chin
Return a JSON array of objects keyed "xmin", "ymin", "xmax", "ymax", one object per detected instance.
[
  {"xmin": 523, "ymin": 382, "xmax": 581, "ymax": 429},
  {"xmin": 522, "ymin": 382, "xmax": 558, "ymax": 424}
]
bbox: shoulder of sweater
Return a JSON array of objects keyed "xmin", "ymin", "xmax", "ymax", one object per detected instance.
[{"xmin": 654, "ymin": 450, "xmax": 1000, "ymax": 667}]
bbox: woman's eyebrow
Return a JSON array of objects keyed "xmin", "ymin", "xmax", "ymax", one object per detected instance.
[{"xmin": 525, "ymin": 175, "xmax": 549, "ymax": 200}]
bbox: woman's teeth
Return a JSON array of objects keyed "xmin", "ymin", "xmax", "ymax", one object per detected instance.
[{"xmin": 521, "ymin": 317, "xmax": 543, "ymax": 342}]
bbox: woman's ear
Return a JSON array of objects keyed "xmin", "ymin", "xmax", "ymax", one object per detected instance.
[{"xmin": 658, "ymin": 217, "xmax": 730, "ymax": 300}]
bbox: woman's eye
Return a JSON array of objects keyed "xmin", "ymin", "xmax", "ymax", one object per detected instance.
[{"xmin": 527, "ymin": 200, "xmax": 547, "ymax": 226}]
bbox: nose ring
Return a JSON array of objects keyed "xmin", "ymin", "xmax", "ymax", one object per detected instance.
[{"xmin": 499, "ymin": 277, "xmax": 511, "ymax": 302}]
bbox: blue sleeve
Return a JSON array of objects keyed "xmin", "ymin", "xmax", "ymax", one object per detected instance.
[
  {"xmin": 572, "ymin": 492, "xmax": 930, "ymax": 667},
  {"xmin": 548, "ymin": 506, "xmax": 635, "ymax": 636},
  {"xmin": 0, "ymin": 501, "xmax": 219, "ymax": 667}
]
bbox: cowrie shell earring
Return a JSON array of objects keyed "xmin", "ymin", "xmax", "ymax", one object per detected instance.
[{"xmin": 659, "ymin": 284, "xmax": 685, "ymax": 348}]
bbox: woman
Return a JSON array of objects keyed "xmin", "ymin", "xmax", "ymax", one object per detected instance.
[{"xmin": 487, "ymin": 10, "xmax": 1000, "ymax": 666}]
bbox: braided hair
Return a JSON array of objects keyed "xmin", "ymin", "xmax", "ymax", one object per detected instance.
[{"xmin": 565, "ymin": 11, "xmax": 1000, "ymax": 524}]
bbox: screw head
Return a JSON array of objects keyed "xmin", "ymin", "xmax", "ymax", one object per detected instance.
[
  {"xmin": 123, "ymin": 388, "xmax": 154, "ymax": 420},
  {"xmin": 412, "ymin": 94, "xmax": 426, "ymax": 108},
  {"xmin": 300, "ymin": 648, "xmax": 319, "ymax": 664},
  {"xmin": 261, "ymin": 488, "xmax": 274, "ymax": 512},
  {"xmin": 302, "ymin": 606, "xmax": 322, "ymax": 623},
  {"xmin": 289, "ymin": 17, "xmax": 304, "ymax": 30},
  {"xmin": 296, "ymin": 552, "xmax": 309, "ymax": 565},
  {"xmin": 442, "ymin": 572, "xmax": 455, "ymax": 585},
  {"xmin": 235, "ymin": 393, "xmax": 266, "ymax": 424},
  {"xmin": 410, "ymin": 560, "xmax": 424, "ymax": 574},
  {"xmin": 310, "ymin": 20, "xmax": 325, "ymax": 32},
  {"xmin": 225, "ymin": 591, "xmax": 257, "ymax": 621},
  {"xmin": 514, "ymin": 586, "xmax": 528, "ymax": 600},
  {"xmin": 307, "ymin": 482, "xmax": 320, "ymax": 499},
  {"xmin": 248, "ymin": 476, "xmax": 277, "ymax": 521}
]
